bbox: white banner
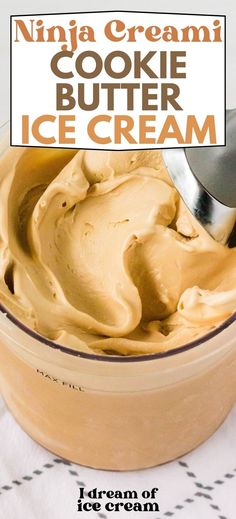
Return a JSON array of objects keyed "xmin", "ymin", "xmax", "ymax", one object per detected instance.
[{"xmin": 11, "ymin": 11, "xmax": 225, "ymax": 149}]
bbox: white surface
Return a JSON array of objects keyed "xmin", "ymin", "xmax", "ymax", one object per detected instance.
[{"xmin": 0, "ymin": 396, "xmax": 235, "ymax": 519}]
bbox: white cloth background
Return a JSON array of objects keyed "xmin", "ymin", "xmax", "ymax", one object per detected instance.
[{"xmin": 0, "ymin": 396, "xmax": 235, "ymax": 519}]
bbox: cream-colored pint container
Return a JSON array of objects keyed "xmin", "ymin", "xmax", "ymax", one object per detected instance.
[
  {"xmin": 0, "ymin": 133, "xmax": 235, "ymax": 469},
  {"xmin": 0, "ymin": 310, "xmax": 235, "ymax": 470}
]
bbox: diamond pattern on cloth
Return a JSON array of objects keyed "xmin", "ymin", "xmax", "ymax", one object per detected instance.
[{"xmin": 0, "ymin": 397, "xmax": 235, "ymax": 519}]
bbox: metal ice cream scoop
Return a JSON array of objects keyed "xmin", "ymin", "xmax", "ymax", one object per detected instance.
[{"xmin": 162, "ymin": 109, "xmax": 236, "ymax": 247}]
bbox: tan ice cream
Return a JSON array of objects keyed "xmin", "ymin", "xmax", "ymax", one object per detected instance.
[
  {"xmin": 0, "ymin": 145, "xmax": 236, "ymax": 471},
  {"xmin": 0, "ymin": 147, "xmax": 235, "ymax": 356}
]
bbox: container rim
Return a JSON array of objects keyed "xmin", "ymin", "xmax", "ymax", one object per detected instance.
[
  {"xmin": 0, "ymin": 129, "xmax": 235, "ymax": 362},
  {"xmin": 0, "ymin": 301, "xmax": 235, "ymax": 363}
]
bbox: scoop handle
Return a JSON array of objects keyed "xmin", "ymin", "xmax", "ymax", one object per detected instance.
[{"xmin": 185, "ymin": 109, "xmax": 236, "ymax": 208}]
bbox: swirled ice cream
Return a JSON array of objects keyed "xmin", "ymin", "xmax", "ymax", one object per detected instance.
[{"xmin": 0, "ymin": 147, "xmax": 235, "ymax": 355}]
